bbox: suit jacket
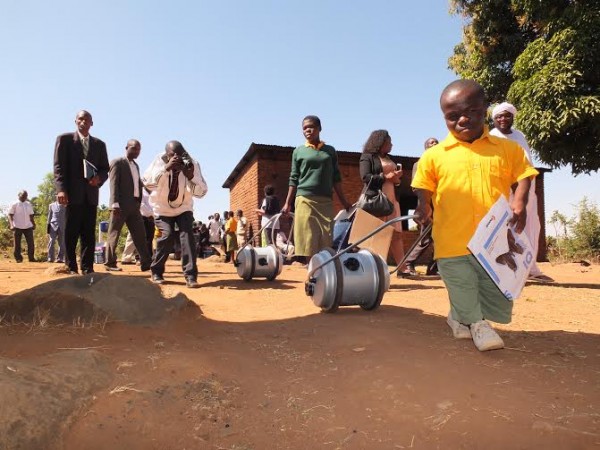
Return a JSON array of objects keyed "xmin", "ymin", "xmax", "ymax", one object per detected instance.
[
  {"xmin": 109, "ymin": 157, "xmax": 143, "ymax": 210},
  {"xmin": 358, "ymin": 153, "xmax": 385, "ymax": 196},
  {"xmin": 53, "ymin": 132, "xmax": 109, "ymax": 205}
]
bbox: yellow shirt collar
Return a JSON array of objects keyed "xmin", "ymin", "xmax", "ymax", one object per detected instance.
[
  {"xmin": 305, "ymin": 140, "xmax": 325, "ymax": 150},
  {"xmin": 441, "ymin": 127, "xmax": 498, "ymax": 149}
]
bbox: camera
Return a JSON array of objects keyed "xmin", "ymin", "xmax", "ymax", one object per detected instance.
[{"xmin": 181, "ymin": 156, "xmax": 193, "ymax": 169}]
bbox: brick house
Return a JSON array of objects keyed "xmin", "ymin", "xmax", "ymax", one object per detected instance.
[{"xmin": 223, "ymin": 143, "xmax": 550, "ymax": 262}]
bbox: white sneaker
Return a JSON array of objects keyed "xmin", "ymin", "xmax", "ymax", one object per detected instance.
[
  {"xmin": 470, "ymin": 320, "xmax": 504, "ymax": 351},
  {"xmin": 446, "ymin": 313, "xmax": 472, "ymax": 339}
]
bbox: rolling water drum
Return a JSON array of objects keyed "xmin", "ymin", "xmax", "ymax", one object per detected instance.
[
  {"xmin": 235, "ymin": 213, "xmax": 291, "ymax": 281},
  {"xmin": 305, "ymin": 216, "xmax": 432, "ymax": 313}
]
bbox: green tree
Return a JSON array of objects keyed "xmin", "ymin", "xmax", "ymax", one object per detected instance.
[{"xmin": 449, "ymin": 0, "xmax": 600, "ymax": 174}]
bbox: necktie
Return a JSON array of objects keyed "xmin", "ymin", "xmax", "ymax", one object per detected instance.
[
  {"xmin": 168, "ymin": 170, "xmax": 180, "ymax": 202},
  {"xmin": 82, "ymin": 137, "xmax": 89, "ymax": 158}
]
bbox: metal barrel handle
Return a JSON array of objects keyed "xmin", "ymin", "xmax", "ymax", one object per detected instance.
[
  {"xmin": 388, "ymin": 222, "xmax": 432, "ymax": 275},
  {"xmin": 307, "ymin": 214, "xmax": 419, "ymax": 279},
  {"xmin": 234, "ymin": 212, "xmax": 293, "ymax": 265}
]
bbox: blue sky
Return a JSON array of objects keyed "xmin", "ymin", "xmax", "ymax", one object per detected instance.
[{"xmin": 0, "ymin": 1, "xmax": 596, "ymax": 232}]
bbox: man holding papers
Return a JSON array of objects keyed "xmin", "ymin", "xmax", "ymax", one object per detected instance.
[
  {"xmin": 412, "ymin": 80, "xmax": 538, "ymax": 352},
  {"xmin": 53, "ymin": 110, "xmax": 109, "ymax": 275}
]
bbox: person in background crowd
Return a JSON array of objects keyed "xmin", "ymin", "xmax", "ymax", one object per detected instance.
[
  {"xmin": 143, "ymin": 140, "xmax": 208, "ymax": 288},
  {"xmin": 359, "ymin": 130, "xmax": 408, "ymax": 276},
  {"xmin": 224, "ymin": 210, "xmax": 237, "ymax": 263},
  {"xmin": 8, "ymin": 190, "xmax": 36, "ymax": 263},
  {"xmin": 208, "ymin": 213, "xmax": 221, "ymax": 245},
  {"xmin": 104, "ymin": 139, "xmax": 151, "ymax": 272},
  {"xmin": 47, "ymin": 199, "xmax": 66, "ymax": 263},
  {"xmin": 275, "ymin": 230, "xmax": 295, "ymax": 263},
  {"xmin": 403, "ymin": 137, "xmax": 440, "ymax": 276},
  {"xmin": 490, "ymin": 102, "xmax": 555, "ymax": 283},
  {"xmin": 256, "ymin": 185, "xmax": 280, "ymax": 246},
  {"xmin": 53, "ymin": 110, "xmax": 109, "ymax": 275},
  {"xmin": 412, "ymin": 79, "xmax": 538, "ymax": 352},
  {"xmin": 282, "ymin": 115, "xmax": 351, "ymax": 263},
  {"xmin": 236, "ymin": 209, "xmax": 248, "ymax": 247}
]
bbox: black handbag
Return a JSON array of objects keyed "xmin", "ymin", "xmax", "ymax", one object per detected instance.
[{"xmin": 356, "ymin": 176, "xmax": 394, "ymax": 217}]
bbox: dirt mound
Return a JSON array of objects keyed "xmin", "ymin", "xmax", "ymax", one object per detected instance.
[
  {"xmin": 0, "ymin": 274, "xmax": 197, "ymax": 325},
  {"xmin": 0, "ymin": 350, "xmax": 112, "ymax": 450}
]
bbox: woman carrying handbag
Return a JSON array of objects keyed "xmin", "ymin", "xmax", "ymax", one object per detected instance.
[{"xmin": 358, "ymin": 130, "xmax": 409, "ymax": 277}]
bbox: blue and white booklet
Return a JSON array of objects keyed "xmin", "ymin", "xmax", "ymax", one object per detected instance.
[{"xmin": 467, "ymin": 195, "xmax": 534, "ymax": 301}]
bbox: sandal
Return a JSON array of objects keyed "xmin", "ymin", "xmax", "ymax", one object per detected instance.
[{"xmin": 528, "ymin": 274, "xmax": 555, "ymax": 283}]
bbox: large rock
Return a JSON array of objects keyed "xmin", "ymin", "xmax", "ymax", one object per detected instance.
[
  {"xmin": 0, "ymin": 273, "xmax": 194, "ymax": 325},
  {"xmin": 0, "ymin": 350, "xmax": 112, "ymax": 450}
]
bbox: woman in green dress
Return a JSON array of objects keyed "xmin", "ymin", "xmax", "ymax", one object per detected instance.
[{"xmin": 282, "ymin": 115, "xmax": 351, "ymax": 263}]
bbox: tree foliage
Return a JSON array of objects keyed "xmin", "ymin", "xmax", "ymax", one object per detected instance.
[
  {"xmin": 449, "ymin": 0, "xmax": 600, "ymax": 174},
  {"xmin": 548, "ymin": 197, "xmax": 600, "ymax": 262}
]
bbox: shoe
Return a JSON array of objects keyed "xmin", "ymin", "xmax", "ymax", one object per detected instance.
[
  {"xmin": 121, "ymin": 261, "xmax": 136, "ymax": 265},
  {"xmin": 104, "ymin": 265, "xmax": 122, "ymax": 272},
  {"xmin": 426, "ymin": 261, "xmax": 439, "ymax": 276},
  {"xmin": 397, "ymin": 264, "xmax": 417, "ymax": 278},
  {"xmin": 470, "ymin": 320, "xmax": 504, "ymax": 351},
  {"xmin": 140, "ymin": 264, "xmax": 151, "ymax": 272},
  {"xmin": 15, "ymin": 259, "xmax": 23, "ymax": 263},
  {"xmin": 186, "ymin": 278, "xmax": 200, "ymax": 288},
  {"xmin": 68, "ymin": 270, "xmax": 79, "ymax": 275},
  {"xmin": 446, "ymin": 313, "xmax": 472, "ymax": 339},
  {"xmin": 56, "ymin": 259, "xmax": 64, "ymax": 263},
  {"xmin": 47, "ymin": 259, "xmax": 54, "ymax": 263},
  {"xmin": 152, "ymin": 274, "xmax": 165, "ymax": 285},
  {"xmin": 528, "ymin": 273, "xmax": 555, "ymax": 283},
  {"xmin": 82, "ymin": 269, "xmax": 95, "ymax": 275}
]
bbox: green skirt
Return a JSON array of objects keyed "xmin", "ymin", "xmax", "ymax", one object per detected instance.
[
  {"xmin": 293, "ymin": 195, "xmax": 333, "ymax": 258},
  {"xmin": 225, "ymin": 232, "xmax": 238, "ymax": 252}
]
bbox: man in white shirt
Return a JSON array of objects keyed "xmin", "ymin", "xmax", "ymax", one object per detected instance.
[
  {"xmin": 8, "ymin": 190, "xmax": 36, "ymax": 263},
  {"xmin": 104, "ymin": 140, "xmax": 152, "ymax": 272},
  {"xmin": 143, "ymin": 140, "xmax": 207, "ymax": 288},
  {"xmin": 235, "ymin": 209, "xmax": 248, "ymax": 246},
  {"xmin": 490, "ymin": 102, "xmax": 554, "ymax": 283}
]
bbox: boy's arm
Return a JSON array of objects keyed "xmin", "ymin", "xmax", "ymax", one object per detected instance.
[{"xmin": 510, "ymin": 177, "xmax": 531, "ymax": 234}]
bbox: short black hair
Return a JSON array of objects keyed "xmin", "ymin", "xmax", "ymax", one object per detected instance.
[
  {"xmin": 303, "ymin": 115, "xmax": 322, "ymax": 131},
  {"xmin": 264, "ymin": 184, "xmax": 275, "ymax": 196}
]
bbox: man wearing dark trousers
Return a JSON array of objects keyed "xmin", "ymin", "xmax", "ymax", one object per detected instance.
[
  {"xmin": 104, "ymin": 139, "xmax": 152, "ymax": 272},
  {"xmin": 53, "ymin": 110, "xmax": 109, "ymax": 275},
  {"xmin": 143, "ymin": 140, "xmax": 207, "ymax": 288}
]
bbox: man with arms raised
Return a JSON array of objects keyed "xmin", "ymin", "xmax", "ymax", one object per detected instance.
[
  {"xmin": 143, "ymin": 140, "xmax": 207, "ymax": 288},
  {"xmin": 412, "ymin": 80, "xmax": 538, "ymax": 352}
]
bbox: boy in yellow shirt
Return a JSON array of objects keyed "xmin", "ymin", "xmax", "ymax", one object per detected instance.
[{"xmin": 412, "ymin": 80, "xmax": 538, "ymax": 352}]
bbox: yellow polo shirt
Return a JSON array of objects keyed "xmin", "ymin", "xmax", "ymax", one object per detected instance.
[{"xmin": 411, "ymin": 129, "xmax": 539, "ymax": 259}]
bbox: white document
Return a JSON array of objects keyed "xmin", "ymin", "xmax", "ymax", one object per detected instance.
[{"xmin": 467, "ymin": 196, "xmax": 534, "ymax": 301}]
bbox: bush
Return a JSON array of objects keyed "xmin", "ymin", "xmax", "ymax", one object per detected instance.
[{"xmin": 548, "ymin": 197, "xmax": 600, "ymax": 263}]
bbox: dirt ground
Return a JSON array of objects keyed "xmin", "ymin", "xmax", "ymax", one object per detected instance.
[{"xmin": 0, "ymin": 257, "xmax": 599, "ymax": 450}]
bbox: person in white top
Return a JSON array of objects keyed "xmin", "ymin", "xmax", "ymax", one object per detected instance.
[
  {"xmin": 208, "ymin": 213, "xmax": 221, "ymax": 245},
  {"xmin": 143, "ymin": 140, "xmax": 207, "ymax": 288},
  {"xmin": 490, "ymin": 102, "xmax": 554, "ymax": 283},
  {"xmin": 8, "ymin": 190, "xmax": 36, "ymax": 262},
  {"xmin": 235, "ymin": 209, "xmax": 248, "ymax": 246}
]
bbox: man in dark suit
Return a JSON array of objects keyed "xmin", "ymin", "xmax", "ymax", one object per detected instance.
[
  {"xmin": 104, "ymin": 139, "xmax": 152, "ymax": 272},
  {"xmin": 53, "ymin": 110, "xmax": 109, "ymax": 274}
]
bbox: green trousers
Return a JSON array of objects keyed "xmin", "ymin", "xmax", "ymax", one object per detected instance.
[{"xmin": 437, "ymin": 255, "xmax": 513, "ymax": 324}]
